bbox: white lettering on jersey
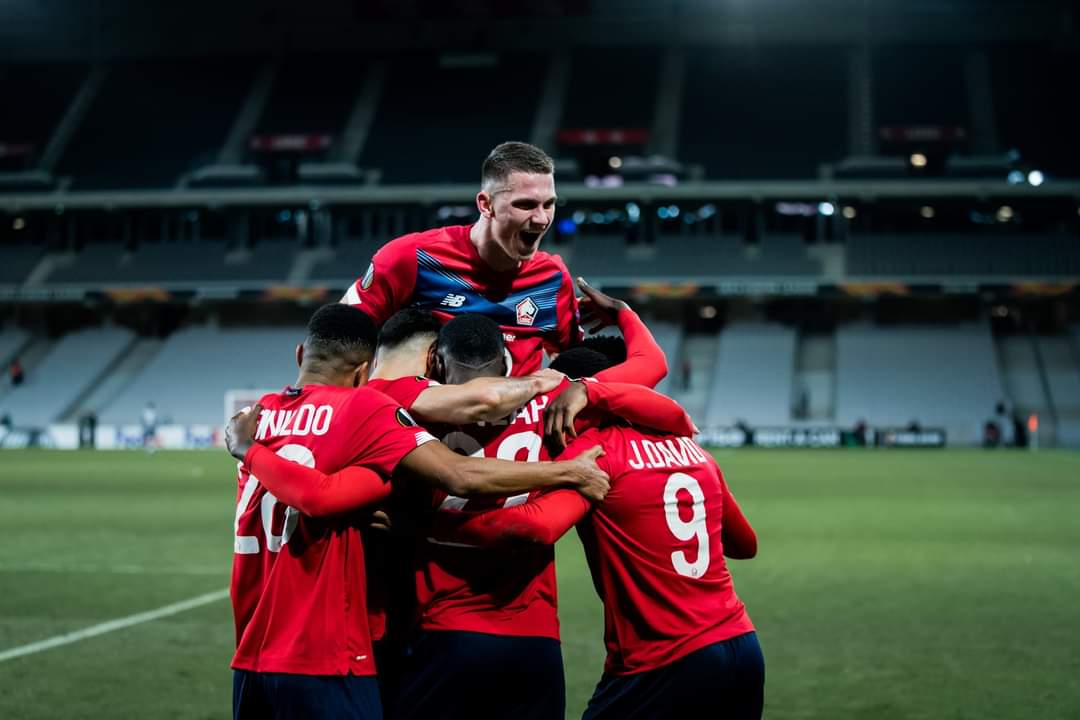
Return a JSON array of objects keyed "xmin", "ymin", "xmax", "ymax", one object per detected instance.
[
  {"xmin": 513, "ymin": 394, "xmax": 550, "ymax": 427},
  {"xmin": 440, "ymin": 293, "xmax": 467, "ymax": 308},
  {"xmin": 256, "ymin": 405, "xmax": 334, "ymax": 440},
  {"xmin": 628, "ymin": 437, "xmax": 707, "ymax": 470}
]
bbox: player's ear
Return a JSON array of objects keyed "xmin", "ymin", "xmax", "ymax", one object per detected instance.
[
  {"xmin": 295, "ymin": 343, "xmax": 304, "ymax": 369},
  {"xmin": 476, "ymin": 190, "xmax": 494, "ymax": 219},
  {"xmin": 430, "ymin": 350, "xmax": 446, "ymax": 383},
  {"xmin": 353, "ymin": 360, "xmax": 371, "ymax": 388}
]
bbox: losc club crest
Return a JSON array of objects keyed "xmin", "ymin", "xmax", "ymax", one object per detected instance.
[{"xmin": 515, "ymin": 297, "xmax": 538, "ymax": 326}]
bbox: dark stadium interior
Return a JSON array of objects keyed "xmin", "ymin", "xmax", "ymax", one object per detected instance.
[{"xmin": 1, "ymin": 2, "xmax": 1079, "ymax": 717}]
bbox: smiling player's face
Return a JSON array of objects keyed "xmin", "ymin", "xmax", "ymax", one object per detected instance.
[{"xmin": 488, "ymin": 171, "xmax": 556, "ymax": 264}]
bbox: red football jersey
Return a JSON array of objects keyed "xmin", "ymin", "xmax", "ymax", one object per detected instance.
[
  {"xmin": 361, "ymin": 375, "xmax": 437, "ymax": 642},
  {"xmin": 342, "ymin": 224, "xmax": 582, "ymax": 375},
  {"xmin": 230, "ymin": 384, "xmax": 435, "ymax": 676},
  {"xmin": 417, "ymin": 385, "xmax": 568, "ymax": 640},
  {"xmin": 561, "ymin": 426, "xmax": 755, "ymax": 675}
]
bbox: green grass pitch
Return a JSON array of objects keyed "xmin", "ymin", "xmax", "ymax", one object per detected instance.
[{"xmin": 1, "ymin": 449, "xmax": 1078, "ymax": 719}]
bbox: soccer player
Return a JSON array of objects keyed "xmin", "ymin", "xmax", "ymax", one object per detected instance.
[
  {"xmin": 342, "ymin": 141, "xmax": 582, "ymax": 376},
  {"xmin": 428, "ymin": 346, "xmax": 764, "ymax": 720},
  {"xmin": 392, "ymin": 314, "xmax": 695, "ymax": 720},
  {"xmin": 228, "ymin": 304, "xmax": 609, "ymax": 720}
]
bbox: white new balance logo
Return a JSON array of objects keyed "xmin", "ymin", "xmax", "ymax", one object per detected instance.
[{"xmin": 440, "ymin": 293, "xmax": 467, "ymax": 308}]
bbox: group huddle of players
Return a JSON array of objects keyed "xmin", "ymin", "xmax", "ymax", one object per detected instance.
[{"xmin": 227, "ymin": 142, "xmax": 765, "ymax": 719}]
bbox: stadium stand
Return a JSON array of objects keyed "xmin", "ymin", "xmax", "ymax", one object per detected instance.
[
  {"xmin": 0, "ymin": 327, "xmax": 30, "ymax": 367},
  {"xmin": 846, "ymin": 234, "xmax": 1080, "ymax": 277},
  {"xmin": 835, "ymin": 324, "xmax": 1005, "ymax": 444},
  {"xmin": 561, "ymin": 48, "xmax": 658, "ymax": 131},
  {"xmin": 98, "ymin": 325, "xmax": 305, "ymax": 425},
  {"xmin": 567, "ymin": 233, "xmax": 820, "ymax": 280},
  {"xmin": 873, "ymin": 45, "xmax": 967, "ymax": 130},
  {"xmin": 703, "ymin": 324, "xmax": 797, "ymax": 428},
  {"xmin": 44, "ymin": 239, "xmax": 298, "ymax": 288},
  {"xmin": 359, "ymin": 54, "xmax": 545, "ymax": 184},
  {"xmin": 0, "ymin": 63, "xmax": 86, "ymax": 171},
  {"xmin": 1039, "ymin": 334, "xmax": 1080, "ymax": 447},
  {"xmin": 307, "ymin": 238, "xmax": 386, "ymax": 285},
  {"xmin": 672, "ymin": 333, "xmax": 720, "ymax": 424},
  {"xmin": 56, "ymin": 60, "xmax": 257, "ymax": 189},
  {"xmin": 0, "ymin": 244, "xmax": 45, "ymax": 286},
  {"xmin": 996, "ymin": 335, "xmax": 1051, "ymax": 430},
  {"xmin": 643, "ymin": 321, "xmax": 678, "ymax": 397},
  {"xmin": 254, "ymin": 56, "xmax": 363, "ymax": 139},
  {"xmin": 678, "ymin": 47, "xmax": 847, "ymax": 179},
  {"xmin": 0, "ymin": 326, "xmax": 134, "ymax": 428},
  {"xmin": 992, "ymin": 47, "xmax": 1080, "ymax": 178}
]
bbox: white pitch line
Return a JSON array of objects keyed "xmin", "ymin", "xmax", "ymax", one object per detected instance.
[
  {"xmin": 0, "ymin": 563, "xmax": 226, "ymax": 576},
  {"xmin": 0, "ymin": 587, "xmax": 229, "ymax": 664}
]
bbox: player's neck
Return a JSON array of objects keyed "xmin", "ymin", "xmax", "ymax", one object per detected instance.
[
  {"xmin": 370, "ymin": 356, "xmax": 426, "ymax": 382},
  {"xmin": 470, "ymin": 220, "xmax": 520, "ymax": 273},
  {"xmin": 294, "ymin": 367, "xmax": 347, "ymax": 389}
]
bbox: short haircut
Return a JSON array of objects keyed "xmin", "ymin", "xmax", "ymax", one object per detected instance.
[
  {"xmin": 549, "ymin": 347, "xmax": 614, "ymax": 379},
  {"xmin": 482, "ymin": 141, "xmax": 554, "ymax": 190},
  {"xmin": 304, "ymin": 304, "xmax": 378, "ymax": 364},
  {"xmin": 437, "ymin": 314, "xmax": 504, "ymax": 368},
  {"xmin": 377, "ymin": 308, "xmax": 442, "ymax": 352},
  {"xmin": 581, "ymin": 335, "xmax": 627, "ymax": 367}
]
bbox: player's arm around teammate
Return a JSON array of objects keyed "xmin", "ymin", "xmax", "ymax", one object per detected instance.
[
  {"xmin": 226, "ymin": 402, "xmax": 610, "ymax": 511},
  {"xmin": 408, "ymin": 369, "xmax": 564, "ymax": 425}
]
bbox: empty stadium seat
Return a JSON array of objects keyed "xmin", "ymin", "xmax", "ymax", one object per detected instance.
[
  {"xmin": 98, "ymin": 325, "xmax": 305, "ymax": 425},
  {"xmin": 360, "ymin": 54, "xmax": 544, "ymax": 184},
  {"xmin": 0, "ymin": 326, "xmax": 134, "ymax": 427},
  {"xmin": 835, "ymin": 324, "xmax": 1005, "ymax": 444},
  {"xmin": 704, "ymin": 324, "xmax": 797, "ymax": 427}
]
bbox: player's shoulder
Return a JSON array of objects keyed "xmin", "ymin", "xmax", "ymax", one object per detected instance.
[{"xmin": 381, "ymin": 225, "xmax": 467, "ymax": 254}]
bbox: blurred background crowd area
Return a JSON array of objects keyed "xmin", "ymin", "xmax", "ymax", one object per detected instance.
[{"xmin": 1, "ymin": 0, "xmax": 1078, "ymax": 448}]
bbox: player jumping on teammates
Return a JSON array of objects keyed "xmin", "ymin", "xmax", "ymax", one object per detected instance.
[
  {"xmin": 228, "ymin": 304, "xmax": 610, "ymax": 720},
  {"xmin": 342, "ymin": 141, "xmax": 590, "ymax": 377}
]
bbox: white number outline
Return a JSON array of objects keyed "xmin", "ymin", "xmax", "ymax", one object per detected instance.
[
  {"xmin": 438, "ymin": 430, "xmax": 542, "ymax": 511},
  {"xmin": 233, "ymin": 444, "xmax": 313, "ymax": 554},
  {"xmin": 663, "ymin": 472, "xmax": 710, "ymax": 578}
]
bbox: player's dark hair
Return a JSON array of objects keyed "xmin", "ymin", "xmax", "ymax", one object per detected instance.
[
  {"xmin": 437, "ymin": 314, "xmax": 504, "ymax": 368},
  {"xmin": 549, "ymin": 347, "xmax": 614, "ymax": 379},
  {"xmin": 377, "ymin": 308, "xmax": 442, "ymax": 351},
  {"xmin": 482, "ymin": 141, "xmax": 554, "ymax": 189},
  {"xmin": 304, "ymin": 304, "xmax": 378, "ymax": 365},
  {"xmin": 581, "ymin": 335, "xmax": 627, "ymax": 367}
]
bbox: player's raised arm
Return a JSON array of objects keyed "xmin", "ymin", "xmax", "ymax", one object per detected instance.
[
  {"xmin": 578, "ymin": 277, "xmax": 668, "ymax": 387},
  {"xmin": 409, "ymin": 369, "xmax": 565, "ymax": 425}
]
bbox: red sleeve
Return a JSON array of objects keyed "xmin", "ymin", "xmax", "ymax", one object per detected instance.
[
  {"xmin": 340, "ymin": 235, "xmax": 419, "ymax": 324},
  {"xmin": 244, "ymin": 444, "xmax": 392, "ymax": 516},
  {"xmin": 545, "ymin": 255, "xmax": 583, "ymax": 354},
  {"xmin": 342, "ymin": 389, "xmax": 438, "ymax": 476},
  {"xmin": 712, "ymin": 462, "xmax": 757, "ymax": 559},
  {"xmin": 593, "ymin": 306, "xmax": 667, "ymax": 388},
  {"xmin": 577, "ymin": 381, "xmax": 696, "ymax": 437},
  {"xmin": 428, "ymin": 489, "xmax": 591, "ymax": 547}
]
